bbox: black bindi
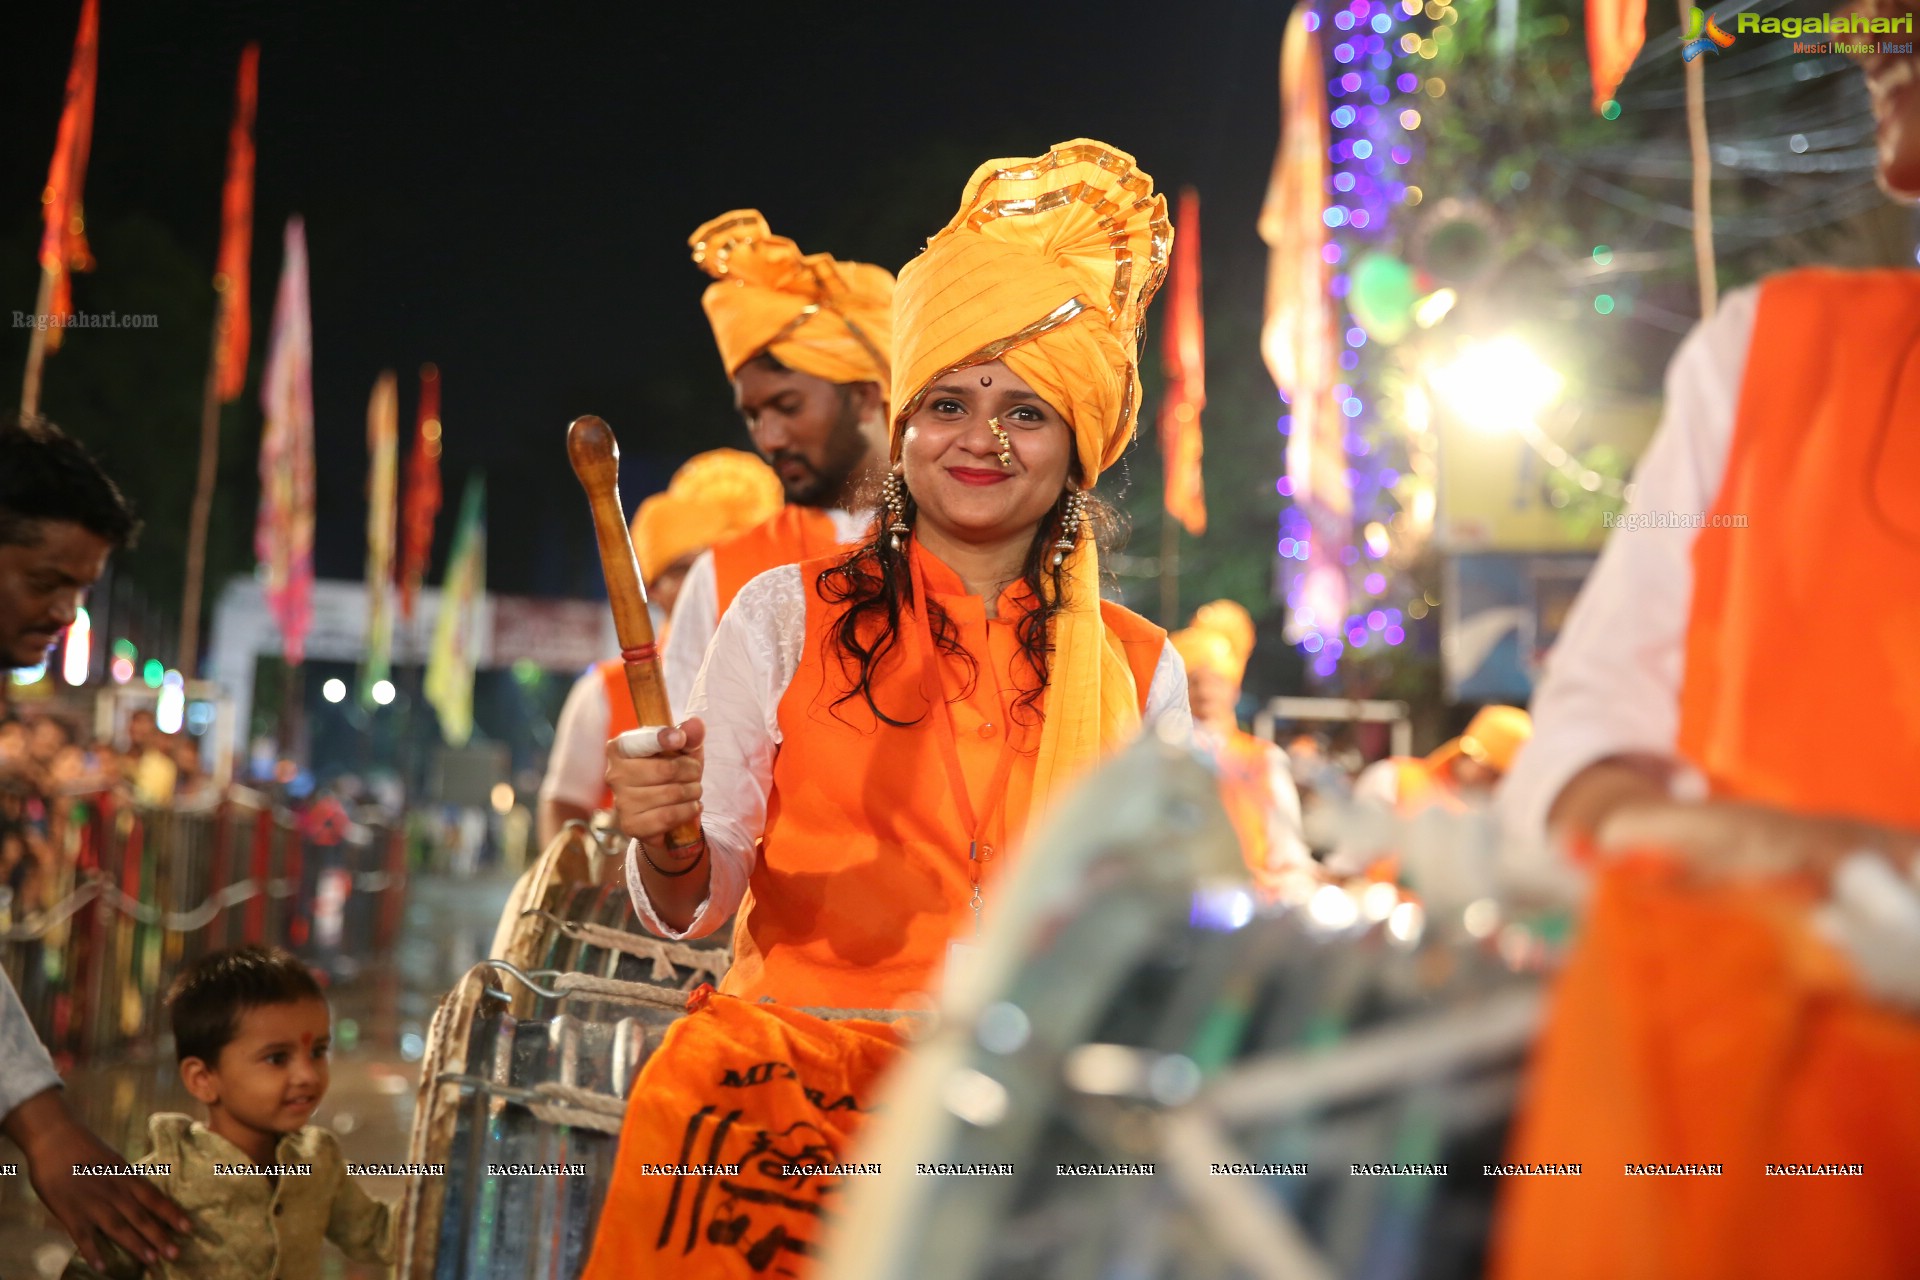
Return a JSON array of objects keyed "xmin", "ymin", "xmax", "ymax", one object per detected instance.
[{"xmin": 980, "ymin": 375, "xmax": 993, "ymax": 387}]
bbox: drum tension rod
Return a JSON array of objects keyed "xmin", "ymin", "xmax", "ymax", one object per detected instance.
[
  {"xmin": 479, "ymin": 959, "xmax": 570, "ymax": 999},
  {"xmin": 559, "ymin": 818, "xmax": 622, "ymax": 858}
]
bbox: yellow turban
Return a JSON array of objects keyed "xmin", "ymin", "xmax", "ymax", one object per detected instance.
[
  {"xmin": 1427, "ymin": 705, "xmax": 1534, "ymax": 775},
  {"xmin": 1171, "ymin": 600, "xmax": 1257, "ymax": 684},
  {"xmin": 1456, "ymin": 704, "xmax": 1533, "ymax": 772},
  {"xmin": 892, "ymin": 140, "xmax": 1171, "ymax": 814},
  {"xmin": 631, "ymin": 449, "xmax": 784, "ymax": 587},
  {"xmin": 890, "ymin": 140, "xmax": 1171, "ymax": 486},
  {"xmin": 688, "ymin": 211, "xmax": 894, "ymax": 394}
]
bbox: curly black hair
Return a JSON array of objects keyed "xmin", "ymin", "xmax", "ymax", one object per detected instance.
[
  {"xmin": 816, "ymin": 485, "xmax": 1122, "ymax": 729},
  {"xmin": 0, "ymin": 414, "xmax": 140, "ymax": 550}
]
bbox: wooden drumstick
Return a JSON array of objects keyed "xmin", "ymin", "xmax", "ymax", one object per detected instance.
[{"xmin": 566, "ymin": 414, "xmax": 704, "ymax": 852}]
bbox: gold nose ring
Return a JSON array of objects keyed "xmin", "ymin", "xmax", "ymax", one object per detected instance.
[{"xmin": 989, "ymin": 417, "xmax": 1012, "ymax": 469}]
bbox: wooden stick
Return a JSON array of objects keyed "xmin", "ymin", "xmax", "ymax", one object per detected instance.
[{"xmin": 566, "ymin": 415, "xmax": 702, "ymax": 850}]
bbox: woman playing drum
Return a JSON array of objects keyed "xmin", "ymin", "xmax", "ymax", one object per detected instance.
[{"xmin": 605, "ymin": 140, "xmax": 1191, "ymax": 1012}]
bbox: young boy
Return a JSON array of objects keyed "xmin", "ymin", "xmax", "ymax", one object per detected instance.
[{"xmin": 69, "ymin": 945, "xmax": 396, "ymax": 1278}]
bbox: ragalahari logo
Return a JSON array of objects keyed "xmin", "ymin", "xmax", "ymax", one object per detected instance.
[{"xmin": 1682, "ymin": 7, "xmax": 1737, "ymax": 60}]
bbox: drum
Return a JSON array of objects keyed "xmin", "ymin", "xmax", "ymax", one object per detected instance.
[
  {"xmin": 823, "ymin": 739, "xmax": 1549, "ymax": 1280},
  {"xmin": 398, "ymin": 825, "xmax": 730, "ymax": 1280},
  {"xmin": 495, "ymin": 823, "xmax": 730, "ymax": 994}
]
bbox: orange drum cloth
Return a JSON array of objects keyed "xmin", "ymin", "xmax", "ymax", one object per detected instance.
[
  {"xmin": 710, "ymin": 506, "xmax": 856, "ymax": 621},
  {"xmin": 1492, "ymin": 860, "xmax": 1920, "ymax": 1279},
  {"xmin": 720, "ymin": 545, "xmax": 1165, "ymax": 1011},
  {"xmin": 1493, "ymin": 268, "xmax": 1920, "ymax": 1278},
  {"xmin": 580, "ymin": 990, "xmax": 906, "ymax": 1280}
]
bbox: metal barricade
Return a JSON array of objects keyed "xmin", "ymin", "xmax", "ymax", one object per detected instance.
[{"xmin": 0, "ymin": 788, "xmax": 409, "ymax": 1061}]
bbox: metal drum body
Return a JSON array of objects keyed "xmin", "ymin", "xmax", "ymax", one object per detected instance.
[
  {"xmin": 826, "ymin": 739, "xmax": 1546, "ymax": 1280},
  {"xmin": 398, "ymin": 828, "xmax": 733, "ymax": 1280}
]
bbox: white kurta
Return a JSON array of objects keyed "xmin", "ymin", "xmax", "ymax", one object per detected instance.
[{"xmin": 1495, "ymin": 285, "xmax": 1758, "ymax": 849}]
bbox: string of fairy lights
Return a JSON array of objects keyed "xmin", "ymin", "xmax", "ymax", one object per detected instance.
[
  {"xmin": 1278, "ymin": 0, "xmax": 1435, "ymax": 680},
  {"xmin": 1276, "ymin": 0, "xmax": 1898, "ymax": 684}
]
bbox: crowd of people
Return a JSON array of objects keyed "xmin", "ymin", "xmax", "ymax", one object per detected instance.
[{"xmin": 0, "ymin": 705, "xmax": 215, "ymax": 921}]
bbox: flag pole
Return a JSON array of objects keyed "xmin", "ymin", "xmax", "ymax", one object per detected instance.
[
  {"xmin": 179, "ymin": 308, "xmax": 228, "ymax": 675},
  {"xmin": 1160, "ymin": 516, "xmax": 1180, "ymax": 626},
  {"xmin": 182, "ymin": 43, "xmax": 258, "ymax": 678},
  {"xmin": 19, "ymin": 266, "xmax": 57, "ymax": 418},
  {"xmin": 1679, "ymin": 0, "xmax": 1718, "ymax": 318}
]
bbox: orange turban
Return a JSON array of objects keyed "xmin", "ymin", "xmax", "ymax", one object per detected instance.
[
  {"xmin": 688, "ymin": 210, "xmax": 893, "ymax": 394},
  {"xmin": 631, "ymin": 448, "xmax": 783, "ymax": 587},
  {"xmin": 892, "ymin": 140, "xmax": 1171, "ymax": 813},
  {"xmin": 890, "ymin": 140, "xmax": 1171, "ymax": 486},
  {"xmin": 1427, "ymin": 704, "xmax": 1534, "ymax": 774},
  {"xmin": 1172, "ymin": 600, "xmax": 1257, "ymax": 684}
]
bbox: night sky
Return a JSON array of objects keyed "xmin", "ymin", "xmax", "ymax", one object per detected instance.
[{"xmin": 3, "ymin": 0, "xmax": 1294, "ymax": 600}]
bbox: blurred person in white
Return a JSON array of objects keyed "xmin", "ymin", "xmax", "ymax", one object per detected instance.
[
  {"xmin": 1168, "ymin": 601, "xmax": 1311, "ymax": 894},
  {"xmin": 1490, "ymin": 16, "xmax": 1920, "ymax": 1275},
  {"xmin": 0, "ymin": 415, "xmax": 191, "ymax": 1272}
]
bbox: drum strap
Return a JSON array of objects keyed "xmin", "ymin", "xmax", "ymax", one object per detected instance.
[{"xmin": 550, "ymin": 917, "xmax": 732, "ymax": 985}]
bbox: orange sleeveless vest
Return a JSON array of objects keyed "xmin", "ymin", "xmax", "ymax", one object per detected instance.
[
  {"xmin": 1494, "ymin": 269, "xmax": 1920, "ymax": 1280},
  {"xmin": 710, "ymin": 506, "xmax": 857, "ymax": 620},
  {"xmin": 1214, "ymin": 730, "xmax": 1287, "ymax": 887},
  {"xmin": 719, "ymin": 544, "xmax": 1166, "ymax": 1010},
  {"xmin": 593, "ymin": 659, "xmax": 642, "ymax": 810}
]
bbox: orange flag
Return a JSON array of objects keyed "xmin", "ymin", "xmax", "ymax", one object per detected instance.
[
  {"xmin": 213, "ymin": 44, "xmax": 259, "ymax": 402},
  {"xmin": 399, "ymin": 363, "xmax": 443, "ymax": 623},
  {"xmin": 1588, "ymin": 0, "xmax": 1647, "ymax": 113},
  {"xmin": 1261, "ymin": 8, "xmax": 1351, "ymax": 635},
  {"xmin": 39, "ymin": 0, "xmax": 100, "ymax": 352},
  {"xmin": 1161, "ymin": 187, "xmax": 1207, "ymax": 537}
]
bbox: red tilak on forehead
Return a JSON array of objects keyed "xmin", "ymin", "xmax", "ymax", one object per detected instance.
[{"xmin": 300, "ymin": 1032, "xmax": 314, "ymax": 1049}]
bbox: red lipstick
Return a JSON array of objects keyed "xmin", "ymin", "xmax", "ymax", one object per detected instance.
[{"xmin": 948, "ymin": 467, "xmax": 1012, "ymax": 486}]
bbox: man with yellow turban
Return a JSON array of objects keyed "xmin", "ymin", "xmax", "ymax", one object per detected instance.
[
  {"xmin": 1172, "ymin": 601, "xmax": 1311, "ymax": 893},
  {"xmin": 1329, "ymin": 703, "xmax": 1532, "ymax": 877},
  {"xmin": 604, "ymin": 140, "xmax": 1190, "ymax": 1010},
  {"xmin": 537, "ymin": 449, "xmax": 781, "ymax": 845},
  {"xmin": 660, "ymin": 213, "xmax": 894, "ymax": 711},
  {"xmin": 1352, "ymin": 704, "xmax": 1532, "ymax": 809}
]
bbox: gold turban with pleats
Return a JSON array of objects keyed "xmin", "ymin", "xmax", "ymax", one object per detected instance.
[
  {"xmin": 632, "ymin": 448, "xmax": 784, "ymax": 587},
  {"xmin": 1172, "ymin": 600, "xmax": 1258, "ymax": 685},
  {"xmin": 891, "ymin": 140, "xmax": 1172, "ymax": 812},
  {"xmin": 890, "ymin": 141, "xmax": 1171, "ymax": 484},
  {"xmin": 688, "ymin": 211, "xmax": 894, "ymax": 394}
]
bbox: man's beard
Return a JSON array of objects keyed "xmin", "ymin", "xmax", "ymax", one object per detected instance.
[
  {"xmin": 770, "ymin": 454, "xmax": 834, "ymax": 506},
  {"xmin": 770, "ymin": 400, "xmax": 871, "ymax": 507}
]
